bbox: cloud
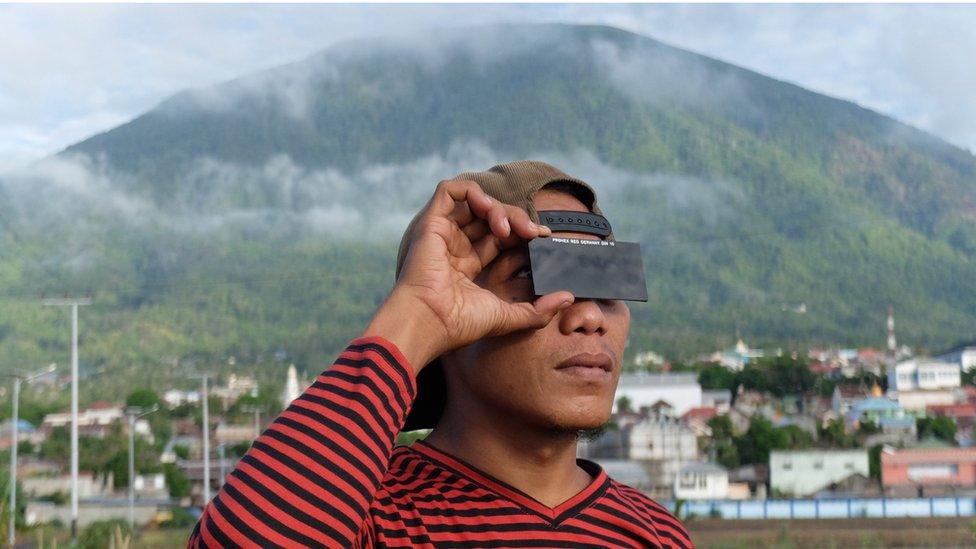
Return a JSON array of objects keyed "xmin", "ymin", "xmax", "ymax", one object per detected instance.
[
  {"xmin": 3, "ymin": 4, "xmax": 976, "ymax": 175},
  {"xmin": 1, "ymin": 137, "xmax": 744, "ymax": 250}
]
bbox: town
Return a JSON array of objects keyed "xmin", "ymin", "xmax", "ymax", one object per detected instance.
[{"xmin": 3, "ymin": 307, "xmax": 976, "ymax": 545}]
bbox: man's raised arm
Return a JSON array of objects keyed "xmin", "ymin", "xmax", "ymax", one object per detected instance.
[{"xmin": 188, "ymin": 180, "xmax": 572, "ymax": 547}]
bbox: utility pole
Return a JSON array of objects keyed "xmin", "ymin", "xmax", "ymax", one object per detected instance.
[
  {"xmin": 241, "ymin": 405, "xmax": 261, "ymax": 441},
  {"xmin": 41, "ymin": 297, "xmax": 90, "ymax": 540},
  {"xmin": 218, "ymin": 443, "xmax": 226, "ymax": 488},
  {"xmin": 190, "ymin": 374, "xmax": 212, "ymax": 504},
  {"xmin": 125, "ymin": 405, "xmax": 158, "ymax": 531},
  {"xmin": 6, "ymin": 365, "xmax": 56, "ymax": 548}
]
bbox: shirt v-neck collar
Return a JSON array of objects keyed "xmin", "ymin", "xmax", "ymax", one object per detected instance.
[{"xmin": 410, "ymin": 439, "xmax": 611, "ymax": 526}]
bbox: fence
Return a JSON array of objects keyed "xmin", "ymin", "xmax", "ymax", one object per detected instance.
[{"xmin": 669, "ymin": 497, "xmax": 976, "ymax": 520}]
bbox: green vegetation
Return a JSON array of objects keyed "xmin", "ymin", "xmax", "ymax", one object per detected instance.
[
  {"xmin": 917, "ymin": 416, "xmax": 958, "ymax": 444},
  {"xmin": 2, "ymin": 23, "xmax": 976, "ymax": 395}
]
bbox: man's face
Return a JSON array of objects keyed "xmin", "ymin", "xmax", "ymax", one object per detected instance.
[{"xmin": 442, "ymin": 189, "xmax": 630, "ymax": 432}]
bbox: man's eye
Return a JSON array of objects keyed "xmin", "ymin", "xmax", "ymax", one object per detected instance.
[{"xmin": 512, "ymin": 265, "xmax": 532, "ymax": 280}]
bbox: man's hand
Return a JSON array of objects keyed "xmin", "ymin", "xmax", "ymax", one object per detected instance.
[{"xmin": 364, "ymin": 179, "xmax": 575, "ymax": 373}]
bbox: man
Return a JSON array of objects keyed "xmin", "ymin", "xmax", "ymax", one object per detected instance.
[{"xmin": 190, "ymin": 161, "xmax": 693, "ymax": 548}]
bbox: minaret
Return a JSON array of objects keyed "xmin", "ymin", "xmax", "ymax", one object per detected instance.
[
  {"xmin": 886, "ymin": 305, "xmax": 897, "ymax": 356},
  {"xmin": 283, "ymin": 364, "xmax": 300, "ymax": 407}
]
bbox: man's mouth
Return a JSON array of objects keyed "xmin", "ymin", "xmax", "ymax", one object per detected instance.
[{"xmin": 554, "ymin": 353, "xmax": 614, "ymax": 381}]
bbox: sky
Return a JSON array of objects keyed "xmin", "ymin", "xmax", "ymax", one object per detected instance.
[{"xmin": 2, "ymin": 3, "xmax": 975, "ymax": 174}]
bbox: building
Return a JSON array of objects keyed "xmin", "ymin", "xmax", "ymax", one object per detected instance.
[
  {"xmin": 701, "ymin": 390, "xmax": 732, "ymax": 414},
  {"xmin": 215, "ymin": 423, "xmax": 258, "ymax": 445},
  {"xmin": 163, "ymin": 389, "xmax": 200, "ymax": 408},
  {"xmin": 674, "ymin": 462, "xmax": 729, "ymax": 500},
  {"xmin": 881, "ymin": 447, "xmax": 976, "ymax": 496},
  {"xmin": 832, "ymin": 384, "xmax": 870, "ymax": 416},
  {"xmin": 927, "ymin": 403, "xmax": 976, "ymax": 446},
  {"xmin": 888, "ymin": 358, "xmax": 960, "ymax": 392},
  {"xmin": 702, "ymin": 339, "xmax": 764, "ymax": 371},
  {"xmin": 283, "ymin": 364, "xmax": 301, "ymax": 406},
  {"xmin": 845, "ymin": 396, "xmax": 909, "ymax": 430},
  {"xmin": 769, "ymin": 450, "xmax": 869, "ymax": 497},
  {"xmin": 0, "ymin": 419, "xmax": 45, "ymax": 450},
  {"xmin": 212, "ymin": 374, "xmax": 259, "ymax": 406},
  {"xmin": 934, "ymin": 343, "xmax": 976, "ymax": 373},
  {"xmin": 41, "ymin": 402, "xmax": 151, "ymax": 440},
  {"xmin": 614, "ymin": 373, "xmax": 702, "ymax": 416},
  {"xmin": 681, "ymin": 407, "xmax": 718, "ymax": 438}
]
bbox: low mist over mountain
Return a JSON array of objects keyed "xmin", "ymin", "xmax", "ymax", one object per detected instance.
[{"xmin": 2, "ymin": 23, "xmax": 975, "ymax": 388}]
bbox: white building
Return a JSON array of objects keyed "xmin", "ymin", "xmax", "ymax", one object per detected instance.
[
  {"xmin": 614, "ymin": 373, "xmax": 702, "ymax": 416},
  {"xmin": 628, "ymin": 414, "xmax": 698, "ymax": 465},
  {"xmin": 770, "ymin": 450, "xmax": 869, "ymax": 497},
  {"xmin": 163, "ymin": 389, "xmax": 200, "ymax": 408},
  {"xmin": 283, "ymin": 364, "xmax": 301, "ymax": 406},
  {"xmin": 701, "ymin": 390, "xmax": 732, "ymax": 414},
  {"xmin": 934, "ymin": 344, "xmax": 976, "ymax": 373},
  {"xmin": 674, "ymin": 462, "xmax": 729, "ymax": 500},
  {"xmin": 888, "ymin": 358, "xmax": 960, "ymax": 392}
]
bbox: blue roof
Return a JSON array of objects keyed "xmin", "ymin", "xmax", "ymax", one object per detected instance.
[
  {"xmin": 852, "ymin": 397, "xmax": 902, "ymax": 413},
  {"xmin": 879, "ymin": 417, "xmax": 915, "ymax": 428}
]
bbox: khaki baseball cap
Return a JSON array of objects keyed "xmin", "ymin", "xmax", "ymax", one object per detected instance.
[{"xmin": 397, "ymin": 160, "xmax": 610, "ymax": 431}]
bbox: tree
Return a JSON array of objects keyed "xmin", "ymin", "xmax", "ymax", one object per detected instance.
[
  {"xmin": 126, "ymin": 388, "xmax": 162, "ymax": 409},
  {"xmin": 697, "ymin": 364, "xmax": 737, "ymax": 392},
  {"xmin": 917, "ymin": 416, "xmax": 957, "ymax": 444},
  {"xmin": 616, "ymin": 395, "xmax": 633, "ymax": 414},
  {"xmin": 163, "ymin": 463, "xmax": 192, "ymax": 499},
  {"xmin": 736, "ymin": 416, "xmax": 790, "ymax": 465},
  {"xmin": 868, "ymin": 443, "xmax": 884, "ymax": 480},
  {"xmin": 818, "ymin": 418, "xmax": 855, "ymax": 448}
]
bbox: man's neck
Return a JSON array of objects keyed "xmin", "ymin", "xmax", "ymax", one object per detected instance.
[{"xmin": 423, "ymin": 410, "xmax": 594, "ymax": 509}]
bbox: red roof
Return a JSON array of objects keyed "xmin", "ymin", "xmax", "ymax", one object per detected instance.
[
  {"xmin": 882, "ymin": 447, "xmax": 976, "ymax": 465},
  {"xmin": 87, "ymin": 401, "xmax": 118, "ymax": 410},
  {"xmin": 682, "ymin": 407, "xmax": 718, "ymax": 421},
  {"xmin": 927, "ymin": 404, "xmax": 976, "ymax": 418},
  {"xmin": 835, "ymin": 385, "xmax": 867, "ymax": 399}
]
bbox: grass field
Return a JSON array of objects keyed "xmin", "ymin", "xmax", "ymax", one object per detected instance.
[{"xmin": 687, "ymin": 517, "xmax": 976, "ymax": 548}]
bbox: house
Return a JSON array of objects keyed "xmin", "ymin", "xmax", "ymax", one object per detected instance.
[
  {"xmin": 927, "ymin": 403, "xmax": 976, "ymax": 445},
  {"xmin": 814, "ymin": 473, "xmax": 882, "ymax": 498},
  {"xmin": 215, "ymin": 423, "xmax": 258, "ymax": 445},
  {"xmin": 934, "ymin": 343, "xmax": 976, "ymax": 373},
  {"xmin": 0, "ymin": 419, "xmax": 45, "ymax": 450},
  {"xmin": 845, "ymin": 396, "xmax": 909, "ymax": 430},
  {"xmin": 702, "ymin": 338, "xmax": 764, "ymax": 371},
  {"xmin": 614, "ymin": 372, "xmax": 702, "ymax": 416},
  {"xmin": 674, "ymin": 462, "xmax": 729, "ymax": 500},
  {"xmin": 163, "ymin": 389, "xmax": 200, "ymax": 408},
  {"xmin": 680, "ymin": 407, "xmax": 718, "ymax": 437},
  {"xmin": 881, "ymin": 447, "xmax": 976, "ymax": 496},
  {"xmin": 41, "ymin": 402, "xmax": 151, "ymax": 440},
  {"xmin": 832, "ymin": 384, "xmax": 869, "ymax": 416},
  {"xmin": 769, "ymin": 450, "xmax": 869, "ymax": 497},
  {"xmin": 888, "ymin": 358, "xmax": 960, "ymax": 392},
  {"xmin": 729, "ymin": 463, "xmax": 768, "ymax": 499},
  {"xmin": 701, "ymin": 390, "xmax": 732, "ymax": 414}
]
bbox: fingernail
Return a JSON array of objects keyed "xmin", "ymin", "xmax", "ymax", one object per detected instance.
[{"xmin": 501, "ymin": 218, "xmax": 510, "ymax": 234}]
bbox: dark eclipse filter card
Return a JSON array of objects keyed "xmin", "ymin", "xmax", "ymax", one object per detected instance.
[{"xmin": 528, "ymin": 237, "xmax": 648, "ymax": 302}]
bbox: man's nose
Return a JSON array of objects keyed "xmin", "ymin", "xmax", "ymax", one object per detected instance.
[{"xmin": 558, "ymin": 297, "xmax": 610, "ymax": 335}]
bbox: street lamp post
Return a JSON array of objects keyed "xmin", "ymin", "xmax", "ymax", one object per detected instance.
[
  {"xmin": 6, "ymin": 365, "xmax": 56, "ymax": 548},
  {"xmin": 41, "ymin": 297, "xmax": 90, "ymax": 540},
  {"xmin": 125, "ymin": 405, "xmax": 158, "ymax": 531}
]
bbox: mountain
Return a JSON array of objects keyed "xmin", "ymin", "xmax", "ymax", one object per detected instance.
[{"xmin": 2, "ymin": 23, "xmax": 976, "ymax": 391}]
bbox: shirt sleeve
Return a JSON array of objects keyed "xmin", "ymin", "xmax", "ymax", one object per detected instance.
[{"xmin": 188, "ymin": 335, "xmax": 417, "ymax": 548}]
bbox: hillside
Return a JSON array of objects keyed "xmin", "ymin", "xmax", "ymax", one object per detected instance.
[{"xmin": 2, "ymin": 23, "xmax": 976, "ymax": 391}]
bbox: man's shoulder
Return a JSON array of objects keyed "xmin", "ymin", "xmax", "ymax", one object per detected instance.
[
  {"xmin": 606, "ymin": 478, "xmax": 693, "ymax": 546},
  {"xmin": 607, "ymin": 479, "xmax": 675, "ymax": 516}
]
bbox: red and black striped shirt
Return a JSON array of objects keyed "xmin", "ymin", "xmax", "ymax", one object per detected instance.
[{"xmin": 189, "ymin": 336, "xmax": 693, "ymax": 548}]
